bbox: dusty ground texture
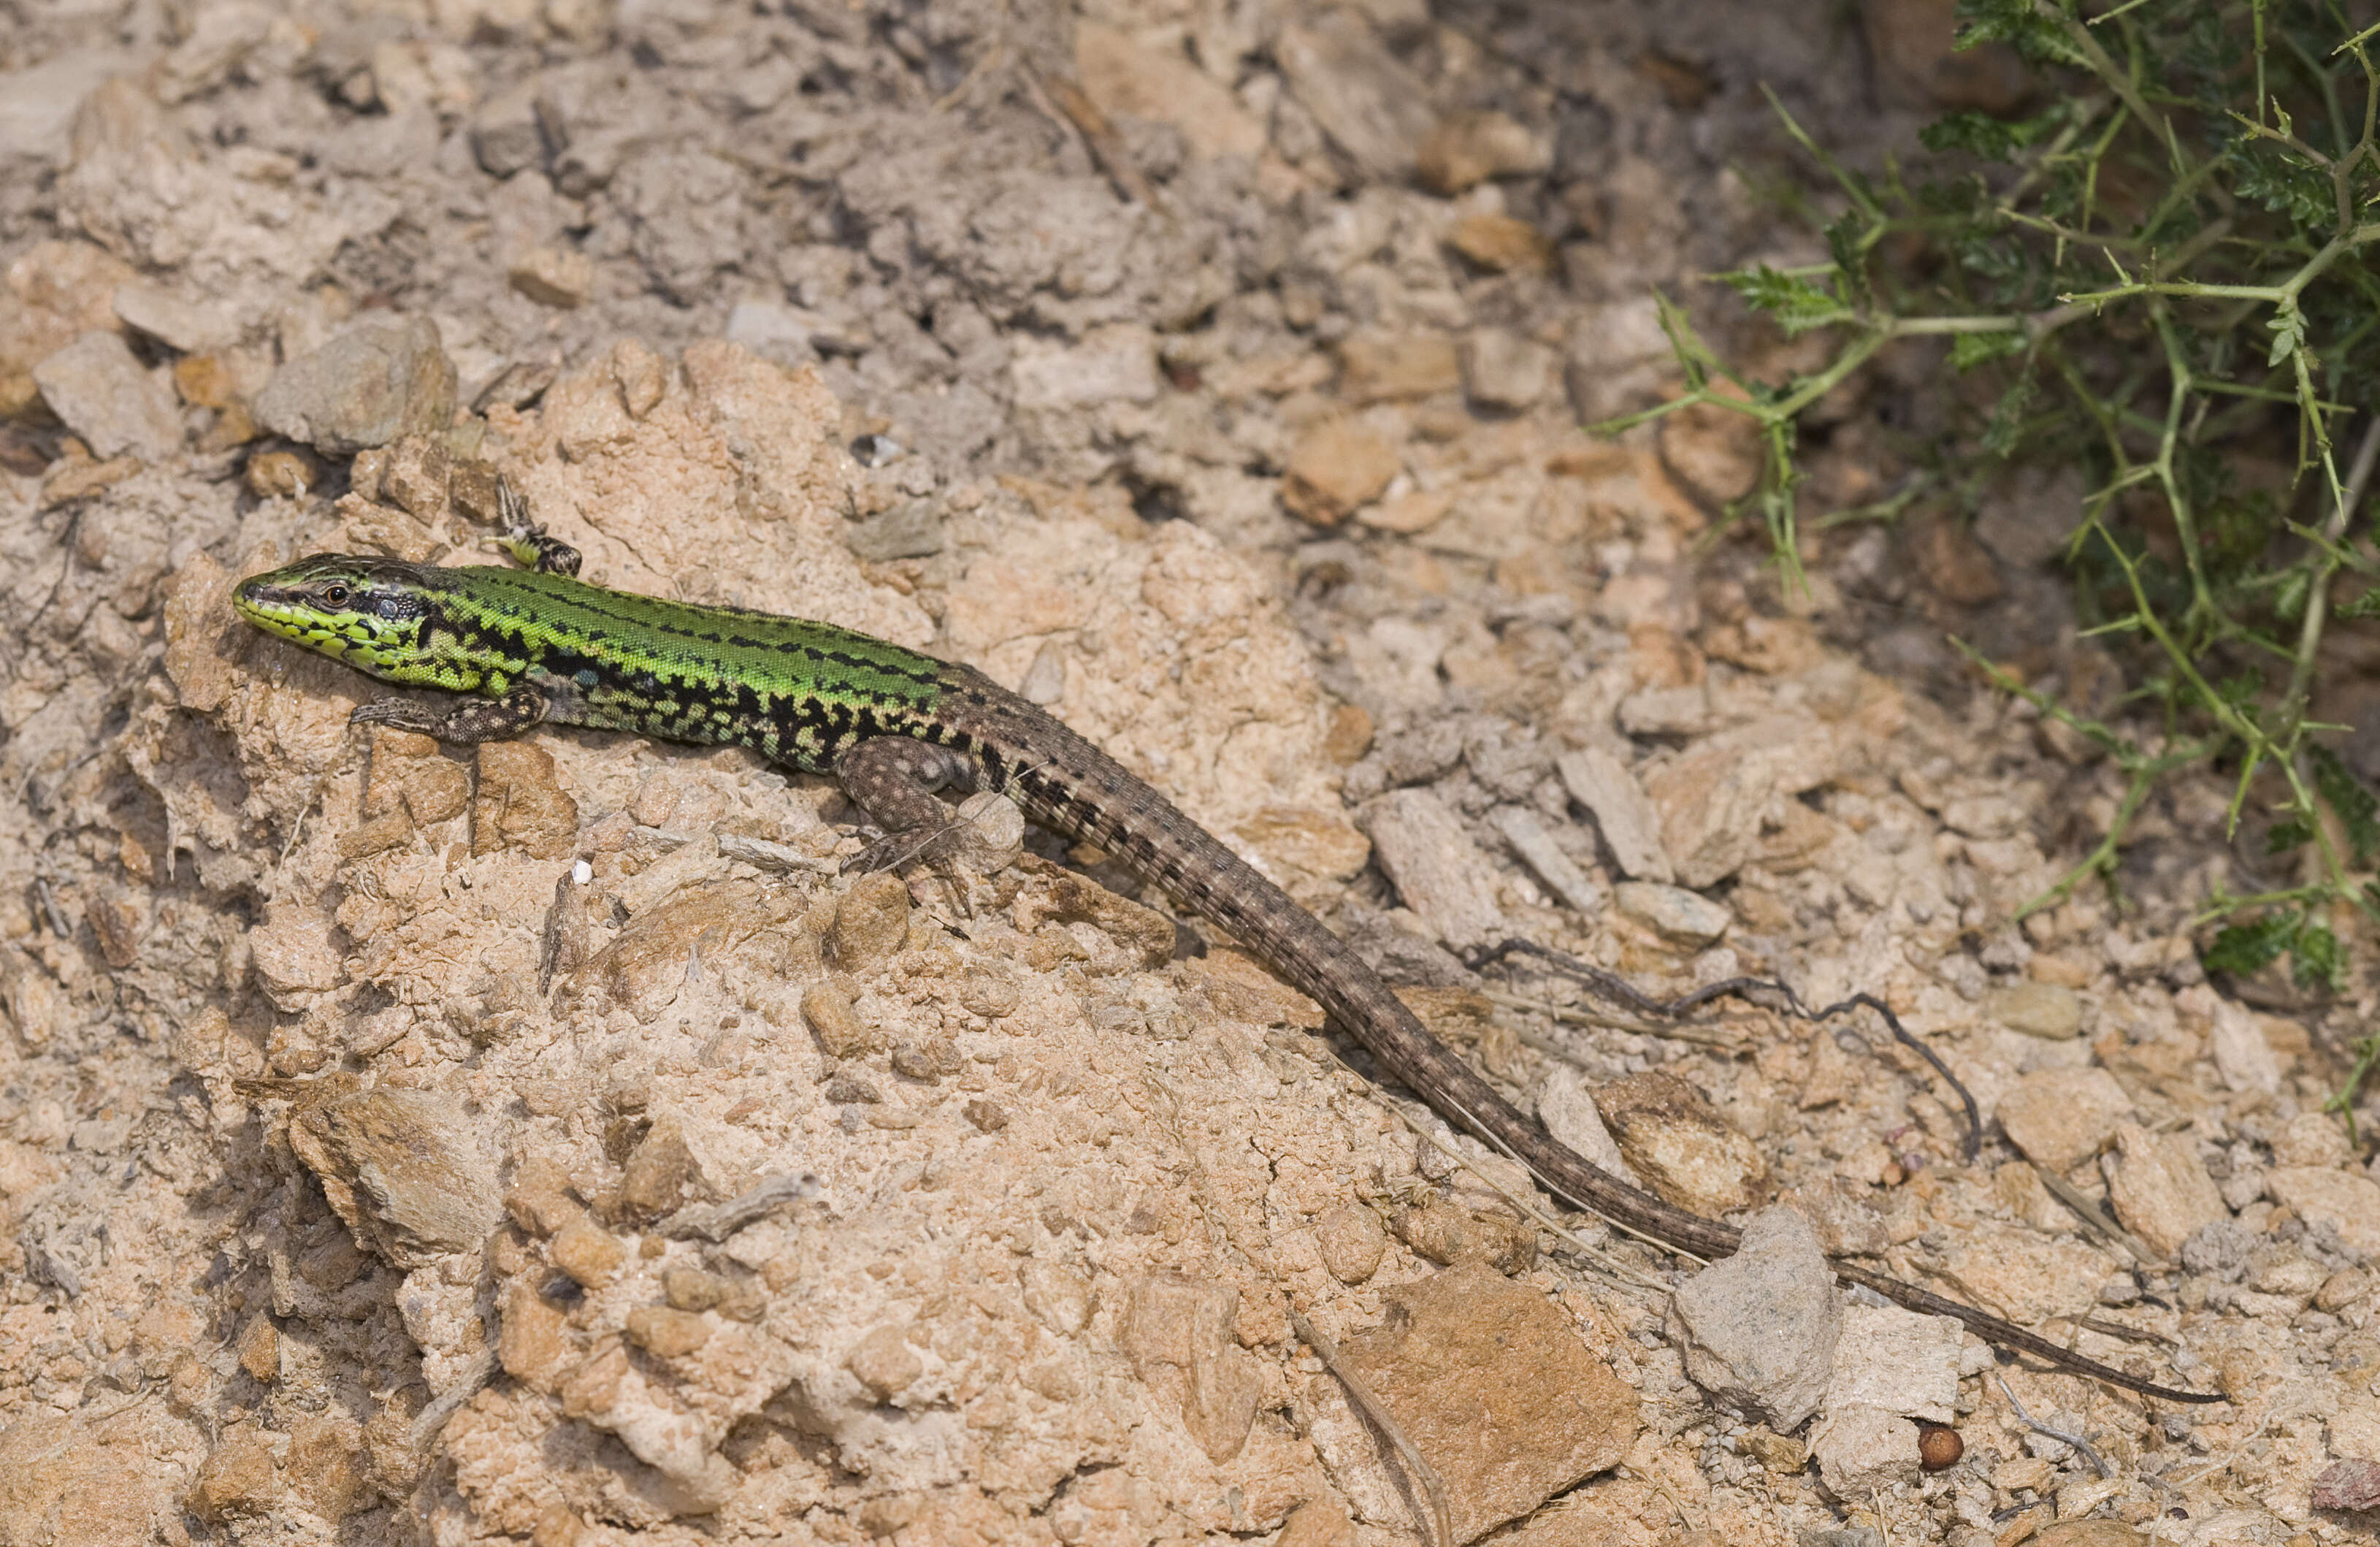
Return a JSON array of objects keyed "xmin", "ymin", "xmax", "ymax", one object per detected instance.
[{"xmin": 3, "ymin": 0, "xmax": 2379, "ymax": 1544}]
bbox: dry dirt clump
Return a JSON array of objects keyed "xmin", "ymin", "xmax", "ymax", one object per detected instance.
[{"xmin": 1, "ymin": 1, "xmax": 2378, "ymax": 1546}]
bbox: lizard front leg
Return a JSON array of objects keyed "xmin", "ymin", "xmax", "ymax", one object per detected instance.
[{"xmin": 353, "ymin": 683, "xmax": 552, "ymax": 742}]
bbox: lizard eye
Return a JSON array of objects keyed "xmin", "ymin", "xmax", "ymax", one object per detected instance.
[{"xmin": 324, "ymin": 584, "xmax": 351, "ymax": 607}]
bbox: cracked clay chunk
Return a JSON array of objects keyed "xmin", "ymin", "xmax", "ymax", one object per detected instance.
[
  {"xmin": 1121, "ymin": 1273, "xmax": 1263, "ymax": 1463},
  {"xmin": 1017, "ymin": 857, "xmax": 1176, "ymax": 969},
  {"xmin": 575, "ymin": 876, "xmax": 806, "ymax": 1023},
  {"xmin": 287, "ymin": 1088, "xmax": 501, "ymax": 1270},
  {"xmin": 472, "ymin": 741, "xmax": 578, "ymax": 858},
  {"xmin": 1315, "ymin": 1262, "xmax": 1634, "ymax": 1542},
  {"xmin": 1994, "ymin": 1066, "xmax": 2132, "ymax": 1174},
  {"xmin": 1594, "ymin": 1069, "xmax": 1769, "ymax": 1216}
]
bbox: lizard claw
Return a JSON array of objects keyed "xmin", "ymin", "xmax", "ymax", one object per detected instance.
[{"xmin": 841, "ymin": 830, "xmax": 907, "ymax": 876}]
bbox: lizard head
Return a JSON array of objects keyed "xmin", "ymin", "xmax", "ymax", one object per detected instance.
[{"xmin": 234, "ymin": 554, "xmax": 443, "ymax": 679}]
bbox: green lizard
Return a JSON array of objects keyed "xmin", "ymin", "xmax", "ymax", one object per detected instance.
[{"xmin": 232, "ymin": 490, "xmax": 2221, "ymax": 1407}]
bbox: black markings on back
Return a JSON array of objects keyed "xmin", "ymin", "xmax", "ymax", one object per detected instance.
[{"xmin": 462, "ymin": 568, "xmax": 944, "ymax": 692}]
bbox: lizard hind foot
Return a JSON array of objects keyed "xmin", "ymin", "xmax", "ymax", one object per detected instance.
[{"xmin": 487, "ymin": 478, "xmax": 583, "ymax": 576}]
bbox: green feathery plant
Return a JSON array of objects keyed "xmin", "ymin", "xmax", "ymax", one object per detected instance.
[{"xmin": 1596, "ymin": 0, "xmax": 2380, "ymax": 1123}]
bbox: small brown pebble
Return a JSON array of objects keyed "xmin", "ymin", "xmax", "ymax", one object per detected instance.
[
  {"xmin": 805, "ymin": 979, "xmax": 881, "ymax": 1057},
  {"xmin": 845, "ymin": 1323, "xmax": 923, "ymax": 1400},
  {"xmin": 449, "ymin": 457, "xmax": 505, "ymax": 524},
  {"xmin": 199, "ymin": 400, "xmax": 258, "ymax": 451},
  {"xmin": 1917, "ymin": 1423, "xmax": 1963, "ymax": 1471},
  {"xmin": 247, "ymin": 448, "xmax": 318, "ymax": 500},
  {"xmin": 173, "ymin": 353, "xmax": 238, "ymax": 408},
  {"xmin": 167, "ymin": 1351, "xmax": 210, "ymax": 1414},
  {"xmin": 830, "ymin": 871, "xmax": 911, "ymax": 969},
  {"xmin": 234, "ymin": 1314, "xmax": 279, "ymax": 1383},
  {"xmin": 548, "ymin": 1217, "xmax": 627, "ymax": 1288},
  {"xmin": 1740, "ymin": 1426, "xmax": 1807, "ymax": 1474},
  {"xmin": 664, "ymin": 1265, "xmax": 726, "ymax": 1310},
  {"xmin": 510, "ymin": 247, "xmax": 594, "ymax": 309},
  {"xmin": 963, "ymin": 1099, "xmax": 1009, "ymax": 1132},
  {"xmin": 1323, "ymin": 702, "xmax": 1374, "ymax": 765},
  {"xmin": 624, "ymin": 1305, "xmax": 711, "ymax": 1358},
  {"xmin": 532, "ymin": 1503, "xmax": 588, "ymax": 1547}
]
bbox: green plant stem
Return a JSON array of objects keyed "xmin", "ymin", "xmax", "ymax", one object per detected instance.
[
  {"xmin": 2093, "ymin": 522, "xmax": 2351, "ymax": 895},
  {"xmin": 2278, "ymin": 416, "xmax": 2380, "ymax": 744},
  {"xmin": 1956, "ymin": 639, "xmax": 2210, "ymax": 913},
  {"xmin": 2052, "ymin": 0, "xmax": 2186, "ymax": 175},
  {"xmin": 2192, "ymin": 886, "xmax": 2334, "ymax": 924}
]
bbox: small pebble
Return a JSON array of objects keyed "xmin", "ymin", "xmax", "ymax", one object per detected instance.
[{"xmin": 1988, "ymin": 981, "xmax": 2082, "ymax": 1039}]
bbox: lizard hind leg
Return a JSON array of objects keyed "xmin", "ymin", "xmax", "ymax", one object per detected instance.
[
  {"xmin": 486, "ymin": 478, "xmax": 583, "ymax": 577},
  {"xmin": 833, "ymin": 736, "xmax": 982, "ymax": 879}
]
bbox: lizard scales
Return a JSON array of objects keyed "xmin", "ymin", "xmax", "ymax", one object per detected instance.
[{"xmin": 234, "ymin": 549, "xmax": 2222, "ymax": 1406}]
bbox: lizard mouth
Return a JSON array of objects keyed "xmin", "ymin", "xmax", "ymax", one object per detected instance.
[{"xmin": 233, "ymin": 574, "xmax": 369, "ymax": 663}]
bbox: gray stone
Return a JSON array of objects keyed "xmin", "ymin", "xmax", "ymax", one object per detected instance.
[
  {"xmin": 2267, "ymin": 1167, "xmax": 2380, "ymax": 1256},
  {"xmin": 1810, "ymin": 1405, "xmax": 1917, "ymax": 1501},
  {"xmin": 1010, "ymin": 324, "xmax": 1158, "ymax": 411},
  {"xmin": 2179, "ymin": 1217, "xmax": 2255, "ymax": 1277},
  {"xmin": 843, "ymin": 500, "xmax": 945, "ymax": 562},
  {"xmin": 470, "ymin": 80, "xmax": 550, "ymax": 178},
  {"xmin": 1490, "ymin": 805, "xmax": 1604, "ymax": 916},
  {"xmin": 1973, "ymin": 463, "xmax": 2082, "ymax": 569},
  {"xmin": 1614, "ymin": 880, "xmax": 1729, "ymax": 946},
  {"xmin": 1535, "ymin": 1066, "xmax": 1634, "ymax": 1178},
  {"xmin": 1273, "ymin": 10, "xmax": 1434, "ymax": 180},
  {"xmin": 0, "ymin": 50, "xmax": 134, "ymax": 164},
  {"xmin": 1811, "ymin": 1304, "xmax": 1962, "ymax": 1499},
  {"xmin": 1822, "ymin": 1303, "xmax": 1960, "ymax": 1420},
  {"xmin": 724, "ymin": 299, "xmax": 824, "ymax": 367},
  {"xmin": 112, "ymin": 279, "xmax": 237, "ymax": 352},
  {"xmin": 32, "ymin": 330, "xmax": 182, "ymax": 459},
  {"xmin": 2206, "ymin": 993, "xmax": 2281, "ymax": 1095},
  {"xmin": 1667, "ymin": 1206, "xmax": 1840, "ymax": 1431},
  {"xmin": 1557, "ymin": 747, "xmax": 1675, "ymax": 882},
  {"xmin": 1615, "ymin": 684, "xmax": 1715, "ymax": 738},
  {"xmin": 1361, "ymin": 787, "xmax": 1506, "ymax": 947},
  {"xmin": 1458, "ymin": 326, "xmax": 1556, "ymax": 412},
  {"xmin": 253, "ymin": 316, "xmax": 457, "ymax": 454},
  {"xmin": 154, "ymin": 1, "xmax": 281, "ymax": 104}
]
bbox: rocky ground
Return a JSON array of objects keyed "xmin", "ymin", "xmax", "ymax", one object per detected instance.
[{"xmin": 2, "ymin": 0, "xmax": 2379, "ymax": 1543}]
